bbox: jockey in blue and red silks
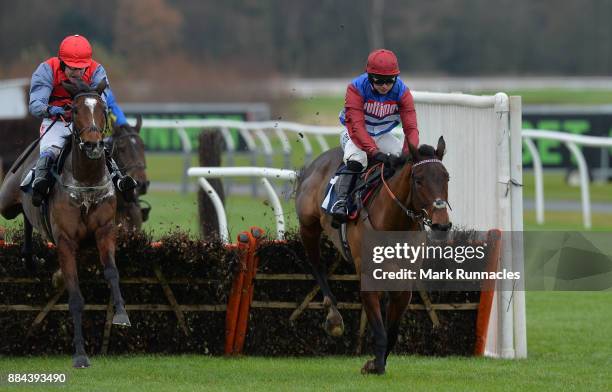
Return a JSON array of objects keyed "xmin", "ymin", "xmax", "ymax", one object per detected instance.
[
  {"xmin": 330, "ymin": 49, "xmax": 420, "ymax": 224},
  {"xmin": 28, "ymin": 34, "xmax": 136, "ymax": 206}
]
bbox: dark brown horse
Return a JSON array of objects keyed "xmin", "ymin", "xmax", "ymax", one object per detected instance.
[
  {"xmin": 295, "ymin": 137, "xmax": 451, "ymax": 375},
  {"xmin": 0, "ymin": 79, "xmax": 130, "ymax": 368},
  {"xmin": 107, "ymin": 116, "xmax": 149, "ymax": 229}
]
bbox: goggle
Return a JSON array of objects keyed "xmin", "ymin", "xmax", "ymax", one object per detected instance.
[
  {"xmin": 370, "ymin": 76, "xmax": 396, "ymax": 86},
  {"xmin": 65, "ymin": 65, "xmax": 86, "ymax": 72}
]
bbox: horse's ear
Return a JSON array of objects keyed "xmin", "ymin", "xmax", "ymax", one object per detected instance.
[
  {"xmin": 135, "ymin": 114, "xmax": 143, "ymax": 133},
  {"xmin": 408, "ymin": 142, "xmax": 420, "ymax": 162},
  {"xmin": 62, "ymin": 80, "xmax": 79, "ymax": 97},
  {"xmin": 436, "ymin": 136, "xmax": 446, "ymax": 160},
  {"xmin": 95, "ymin": 79, "xmax": 108, "ymax": 96}
]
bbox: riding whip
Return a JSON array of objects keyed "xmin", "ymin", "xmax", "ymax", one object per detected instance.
[{"xmin": 11, "ymin": 114, "xmax": 66, "ymax": 174}]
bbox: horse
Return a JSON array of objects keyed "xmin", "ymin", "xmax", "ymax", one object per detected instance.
[
  {"xmin": 0, "ymin": 78, "xmax": 130, "ymax": 368},
  {"xmin": 106, "ymin": 116, "xmax": 150, "ymax": 229},
  {"xmin": 295, "ymin": 137, "xmax": 451, "ymax": 375}
]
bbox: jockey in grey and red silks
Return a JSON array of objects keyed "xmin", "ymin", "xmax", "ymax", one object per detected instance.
[
  {"xmin": 28, "ymin": 34, "xmax": 135, "ymax": 207},
  {"xmin": 330, "ymin": 49, "xmax": 420, "ymax": 226}
]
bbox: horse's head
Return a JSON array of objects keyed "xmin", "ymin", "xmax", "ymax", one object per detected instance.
[
  {"xmin": 108, "ymin": 115, "xmax": 149, "ymax": 195},
  {"xmin": 62, "ymin": 78, "xmax": 108, "ymax": 160},
  {"xmin": 407, "ymin": 136, "xmax": 452, "ymax": 231}
]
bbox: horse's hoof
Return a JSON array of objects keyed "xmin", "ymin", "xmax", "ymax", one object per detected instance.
[
  {"xmin": 73, "ymin": 355, "xmax": 90, "ymax": 368},
  {"xmin": 112, "ymin": 313, "xmax": 131, "ymax": 327},
  {"xmin": 361, "ymin": 359, "xmax": 385, "ymax": 375},
  {"xmin": 324, "ymin": 314, "xmax": 344, "ymax": 337}
]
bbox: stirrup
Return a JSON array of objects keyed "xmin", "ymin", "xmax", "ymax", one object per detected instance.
[
  {"xmin": 330, "ymin": 200, "xmax": 349, "ymax": 228},
  {"xmin": 31, "ymin": 178, "xmax": 50, "ymax": 207}
]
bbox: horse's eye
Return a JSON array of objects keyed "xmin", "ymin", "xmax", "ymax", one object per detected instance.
[{"xmin": 414, "ymin": 177, "xmax": 423, "ymax": 186}]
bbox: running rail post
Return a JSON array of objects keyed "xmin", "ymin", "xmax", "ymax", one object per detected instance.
[
  {"xmin": 565, "ymin": 141, "xmax": 592, "ymax": 229},
  {"xmin": 510, "ymin": 95, "xmax": 527, "ymax": 359},
  {"xmin": 495, "ymin": 93, "xmax": 515, "ymax": 359},
  {"xmin": 260, "ymin": 177, "xmax": 286, "ymax": 238},
  {"xmin": 523, "ymin": 138, "xmax": 545, "ymax": 224},
  {"xmin": 196, "ymin": 177, "xmax": 229, "ymax": 243}
]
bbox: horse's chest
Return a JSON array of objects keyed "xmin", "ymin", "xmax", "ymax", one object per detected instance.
[{"xmin": 66, "ymin": 184, "xmax": 115, "ymax": 215}]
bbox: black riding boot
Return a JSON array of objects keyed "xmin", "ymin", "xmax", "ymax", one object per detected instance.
[
  {"xmin": 330, "ymin": 160, "xmax": 363, "ymax": 228},
  {"xmin": 31, "ymin": 154, "xmax": 55, "ymax": 207},
  {"xmin": 106, "ymin": 156, "xmax": 137, "ymax": 202}
]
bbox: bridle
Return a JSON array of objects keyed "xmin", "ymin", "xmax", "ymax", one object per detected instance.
[
  {"xmin": 71, "ymin": 92, "xmax": 108, "ymax": 159},
  {"xmin": 104, "ymin": 129, "xmax": 146, "ymax": 172},
  {"xmin": 380, "ymin": 158, "xmax": 451, "ymax": 230}
]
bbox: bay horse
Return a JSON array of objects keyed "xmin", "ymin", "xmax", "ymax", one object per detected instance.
[
  {"xmin": 0, "ymin": 78, "xmax": 130, "ymax": 368},
  {"xmin": 107, "ymin": 116, "xmax": 150, "ymax": 229},
  {"xmin": 295, "ymin": 137, "xmax": 451, "ymax": 375}
]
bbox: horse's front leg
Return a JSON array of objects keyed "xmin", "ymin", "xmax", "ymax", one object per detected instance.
[
  {"xmin": 360, "ymin": 291, "xmax": 387, "ymax": 375},
  {"xmin": 96, "ymin": 222, "xmax": 130, "ymax": 326},
  {"xmin": 57, "ymin": 234, "xmax": 89, "ymax": 368},
  {"xmin": 384, "ymin": 291, "xmax": 412, "ymax": 366}
]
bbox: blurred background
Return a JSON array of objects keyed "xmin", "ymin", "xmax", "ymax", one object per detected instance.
[{"xmin": 1, "ymin": 0, "xmax": 612, "ymax": 236}]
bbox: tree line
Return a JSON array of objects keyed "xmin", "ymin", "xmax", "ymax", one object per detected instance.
[{"xmin": 1, "ymin": 0, "xmax": 610, "ymax": 79}]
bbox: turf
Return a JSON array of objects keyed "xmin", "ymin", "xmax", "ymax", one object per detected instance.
[{"xmin": 0, "ymin": 292, "xmax": 610, "ymax": 391}]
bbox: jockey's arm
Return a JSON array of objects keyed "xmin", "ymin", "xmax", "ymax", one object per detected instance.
[
  {"xmin": 91, "ymin": 65, "xmax": 128, "ymax": 126},
  {"xmin": 28, "ymin": 63, "xmax": 54, "ymax": 118},
  {"xmin": 398, "ymin": 89, "xmax": 419, "ymax": 152},
  {"xmin": 344, "ymin": 84, "xmax": 378, "ymax": 156}
]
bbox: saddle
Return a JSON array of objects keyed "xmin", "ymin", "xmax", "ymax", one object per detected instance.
[{"xmin": 321, "ymin": 163, "xmax": 396, "ymax": 221}]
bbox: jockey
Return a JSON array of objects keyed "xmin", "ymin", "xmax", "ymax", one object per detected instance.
[
  {"xmin": 28, "ymin": 34, "xmax": 136, "ymax": 206},
  {"xmin": 331, "ymin": 49, "xmax": 420, "ymax": 225}
]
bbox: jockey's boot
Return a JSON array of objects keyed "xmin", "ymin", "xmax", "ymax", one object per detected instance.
[
  {"xmin": 330, "ymin": 160, "xmax": 363, "ymax": 228},
  {"xmin": 31, "ymin": 153, "xmax": 55, "ymax": 207},
  {"xmin": 106, "ymin": 156, "xmax": 138, "ymax": 202}
]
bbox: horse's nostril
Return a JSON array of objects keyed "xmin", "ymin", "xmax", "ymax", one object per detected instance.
[
  {"xmin": 432, "ymin": 222, "xmax": 452, "ymax": 232},
  {"xmin": 138, "ymin": 180, "xmax": 149, "ymax": 195}
]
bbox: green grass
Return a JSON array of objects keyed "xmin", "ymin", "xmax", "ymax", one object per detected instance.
[
  {"xmin": 2, "ymin": 188, "xmax": 612, "ymax": 239},
  {"xmin": 139, "ymin": 192, "xmax": 298, "ymax": 239},
  {"xmin": 286, "ymin": 89, "xmax": 612, "ymax": 126},
  {"xmin": 522, "ymin": 172, "xmax": 612, "ymax": 203},
  {"xmin": 0, "ymin": 292, "xmax": 610, "ymax": 391}
]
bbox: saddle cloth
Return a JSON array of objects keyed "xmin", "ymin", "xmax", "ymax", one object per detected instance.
[{"xmin": 321, "ymin": 163, "xmax": 395, "ymax": 220}]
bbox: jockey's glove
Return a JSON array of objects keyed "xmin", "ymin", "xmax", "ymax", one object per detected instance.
[
  {"xmin": 372, "ymin": 152, "xmax": 404, "ymax": 168},
  {"xmin": 47, "ymin": 106, "xmax": 65, "ymax": 117}
]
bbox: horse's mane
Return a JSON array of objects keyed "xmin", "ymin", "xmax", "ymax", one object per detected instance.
[
  {"xmin": 417, "ymin": 144, "xmax": 436, "ymax": 158},
  {"xmin": 65, "ymin": 78, "xmax": 96, "ymax": 97}
]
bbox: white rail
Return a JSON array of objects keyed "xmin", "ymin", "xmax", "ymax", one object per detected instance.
[
  {"xmin": 187, "ymin": 167, "xmax": 297, "ymax": 242},
  {"xmin": 131, "ymin": 118, "xmax": 341, "ymax": 194},
  {"xmin": 522, "ymin": 129, "xmax": 612, "ymax": 229}
]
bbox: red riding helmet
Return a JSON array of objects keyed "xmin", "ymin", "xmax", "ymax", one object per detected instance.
[
  {"xmin": 366, "ymin": 49, "xmax": 400, "ymax": 76},
  {"xmin": 58, "ymin": 35, "xmax": 92, "ymax": 68}
]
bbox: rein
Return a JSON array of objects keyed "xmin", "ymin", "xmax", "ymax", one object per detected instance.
[{"xmin": 379, "ymin": 158, "xmax": 446, "ymax": 229}]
